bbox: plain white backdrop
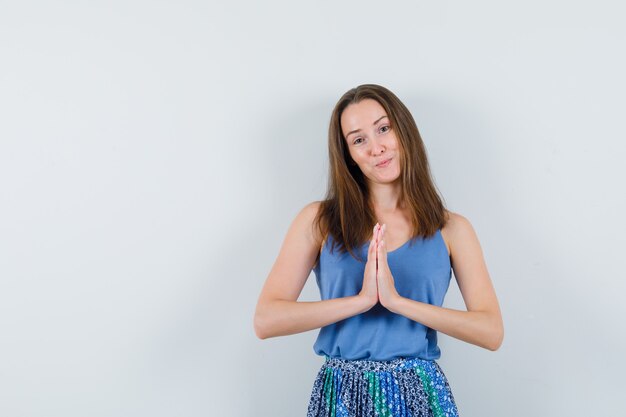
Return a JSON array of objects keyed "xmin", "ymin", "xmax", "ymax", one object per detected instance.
[{"xmin": 1, "ymin": 1, "xmax": 624, "ymax": 416}]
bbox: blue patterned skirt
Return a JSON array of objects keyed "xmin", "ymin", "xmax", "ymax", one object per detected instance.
[{"xmin": 307, "ymin": 356, "xmax": 459, "ymax": 417}]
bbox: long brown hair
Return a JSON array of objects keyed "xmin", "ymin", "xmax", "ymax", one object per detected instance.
[{"xmin": 313, "ymin": 84, "xmax": 448, "ymax": 264}]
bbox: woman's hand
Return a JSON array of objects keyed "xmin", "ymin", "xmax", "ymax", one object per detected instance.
[
  {"xmin": 358, "ymin": 224, "xmax": 380, "ymax": 310},
  {"xmin": 376, "ymin": 224, "xmax": 402, "ymax": 310}
]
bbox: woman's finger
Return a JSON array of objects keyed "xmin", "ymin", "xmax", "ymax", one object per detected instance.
[
  {"xmin": 368, "ymin": 223, "xmax": 378, "ymax": 257},
  {"xmin": 378, "ymin": 238, "xmax": 388, "ymax": 265}
]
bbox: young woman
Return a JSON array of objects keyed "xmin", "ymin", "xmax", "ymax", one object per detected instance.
[{"xmin": 254, "ymin": 84, "xmax": 504, "ymax": 416}]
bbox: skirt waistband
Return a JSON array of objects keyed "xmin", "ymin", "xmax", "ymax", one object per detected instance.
[{"xmin": 322, "ymin": 356, "xmax": 437, "ymax": 373}]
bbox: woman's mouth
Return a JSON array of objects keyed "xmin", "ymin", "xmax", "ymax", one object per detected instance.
[{"xmin": 376, "ymin": 158, "xmax": 392, "ymax": 168}]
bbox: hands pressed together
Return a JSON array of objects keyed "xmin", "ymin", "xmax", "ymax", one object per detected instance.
[{"xmin": 359, "ymin": 223, "xmax": 402, "ymax": 311}]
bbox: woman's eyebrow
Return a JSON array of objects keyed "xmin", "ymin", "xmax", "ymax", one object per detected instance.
[
  {"xmin": 373, "ymin": 115, "xmax": 388, "ymax": 125},
  {"xmin": 345, "ymin": 115, "xmax": 389, "ymax": 138}
]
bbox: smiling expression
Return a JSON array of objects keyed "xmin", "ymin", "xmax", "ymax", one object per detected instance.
[{"xmin": 341, "ymin": 99, "xmax": 402, "ymax": 186}]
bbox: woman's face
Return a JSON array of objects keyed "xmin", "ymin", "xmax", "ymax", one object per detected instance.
[{"xmin": 341, "ymin": 99, "xmax": 401, "ymax": 186}]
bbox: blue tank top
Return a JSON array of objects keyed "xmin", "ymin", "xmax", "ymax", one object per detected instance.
[{"xmin": 312, "ymin": 229, "xmax": 452, "ymax": 361}]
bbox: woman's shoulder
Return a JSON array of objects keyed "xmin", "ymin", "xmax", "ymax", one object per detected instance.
[
  {"xmin": 301, "ymin": 200, "xmax": 323, "ymax": 213},
  {"xmin": 441, "ymin": 210, "xmax": 478, "ymax": 257},
  {"xmin": 442, "ymin": 209, "xmax": 470, "ymax": 228},
  {"xmin": 295, "ymin": 200, "xmax": 325, "ymax": 247},
  {"xmin": 299, "ymin": 200, "xmax": 323, "ymax": 226}
]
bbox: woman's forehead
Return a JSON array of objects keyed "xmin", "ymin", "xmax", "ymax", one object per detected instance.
[{"xmin": 341, "ymin": 99, "xmax": 388, "ymax": 133}]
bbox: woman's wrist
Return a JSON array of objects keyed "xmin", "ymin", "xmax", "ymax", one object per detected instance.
[
  {"xmin": 354, "ymin": 293, "xmax": 377, "ymax": 313},
  {"xmin": 382, "ymin": 293, "xmax": 404, "ymax": 314}
]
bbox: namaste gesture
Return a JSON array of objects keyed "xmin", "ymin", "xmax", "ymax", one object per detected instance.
[{"xmin": 359, "ymin": 223, "xmax": 401, "ymax": 311}]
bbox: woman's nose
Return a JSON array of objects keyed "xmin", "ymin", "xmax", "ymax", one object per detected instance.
[{"xmin": 370, "ymin": 138, "xmax": 385, "ymax": 155}]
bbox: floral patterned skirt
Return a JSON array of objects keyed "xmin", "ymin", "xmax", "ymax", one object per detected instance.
[{"xmin": 307, "ymin": 356, "xmax": 459, "ymax": 417}]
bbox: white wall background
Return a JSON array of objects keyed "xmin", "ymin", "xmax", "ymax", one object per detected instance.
[{"xmin": 1, "ymin": 1, "xmax": 624, "ymax": 416}]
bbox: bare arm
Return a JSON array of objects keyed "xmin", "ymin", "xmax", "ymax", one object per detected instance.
[
  {"xmin": 255, "ymin": 297, "xmax": 372, "ymax": 339},
  {"xmin": 381, "ymin": 213, "xmax": 504, "ymax": 350},
  {"xmin": 253, "ymin": 202, "xmax": 378, "ymax": 339}
]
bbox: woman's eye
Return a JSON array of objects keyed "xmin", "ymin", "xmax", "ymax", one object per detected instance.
[
  {"xmin": 380, "ymin": 125, "xmax": 390, "ymax": 133},
  {"xmin": 354, "ymin": 137, "xmax": 363, "ymax": 145}
]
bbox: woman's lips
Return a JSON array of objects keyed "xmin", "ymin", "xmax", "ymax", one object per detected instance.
[{"xmin": 376, "ymin": 158, "xmax": 392, "ymax": 168}]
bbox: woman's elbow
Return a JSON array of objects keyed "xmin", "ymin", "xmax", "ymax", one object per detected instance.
[
  {"xmin": 254, "ymin": 316, "xmax": 265, "ymax": 340},
  {"xmin": 253, "ymin": 311, "xmax": 269, "ymax": 340},
  {"xmin": 486, "ymin": 321, "xmax": 504, "ymax": 351},
  {"xmin": 485, "ymin": 334, "xmax": 503, "ymax": 351},
  {"xmin": 254, "ymin": 304, "xmax": 278, "ymax": 340}
]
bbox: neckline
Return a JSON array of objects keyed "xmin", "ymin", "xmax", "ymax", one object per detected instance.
[
  {"xmin": 385, "ymin": 238, "xmax": 412, "ymax": 254},
  {"xmin": 322, "ymin": 229, "xmax": 442, "ymax": 255},
  {"xmin": 360, "ymin": 236, "xmax": 414, "ymax": 254},
  {"xmin": 359, "ymin": 229, "xmax": 442, "ymax": 254}
]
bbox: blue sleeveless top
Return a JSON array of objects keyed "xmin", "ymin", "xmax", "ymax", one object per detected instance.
[{"xmin": 312, "ymin": 229, "xmax": 452, "ymax": 361}]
